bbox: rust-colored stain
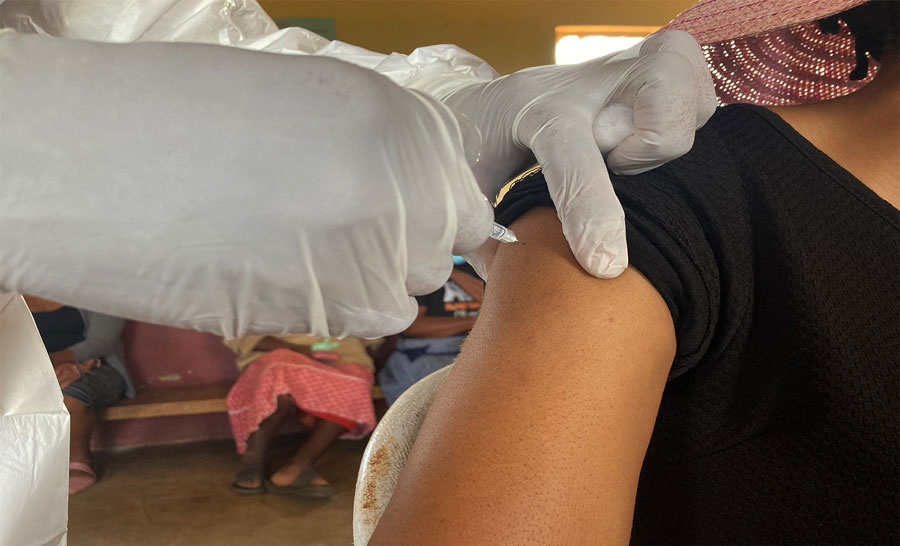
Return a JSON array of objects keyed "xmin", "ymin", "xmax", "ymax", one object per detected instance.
[
  {"xmin": 368, "ymin": 443, "xmax": 388, "ymax": 469},
  {"xmin": 362, "ymin": 479, "xmax": 378, "ymax": 511},
  {"xmin": 361, "ymin": 443, "xmax": 391, "ymax": 520},
  {"xmin": 361, "ymin": 444, "xmax": 390, "ymax": 510}
]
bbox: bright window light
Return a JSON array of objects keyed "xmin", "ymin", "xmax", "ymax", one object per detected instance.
[{"xmin": 555, "ymin": 25, "xmax": 659, "ymax": 65}]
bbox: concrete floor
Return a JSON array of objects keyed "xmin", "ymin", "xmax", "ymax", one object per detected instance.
[{"xmin": 69, "ymin": 437, "xmax": 367, "ymax": 546}]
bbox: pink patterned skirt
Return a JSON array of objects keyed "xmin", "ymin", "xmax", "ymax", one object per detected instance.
[{"xmin": 226, "ymin": 349, "xmax": 376, "ymax": 454}]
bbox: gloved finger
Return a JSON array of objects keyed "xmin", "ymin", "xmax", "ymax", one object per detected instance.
[
  {"xmin": 403, "ymin": 183, "xmax": 456, "ymax": 297},
  {"xmin": 444, "ymin": 126, "xmax": 495, "ymax": 257},
  {"xmin": 328, "ymin": 296, "xmax": 420, "ymax": 339},
  {"xmin": 318, "ymin": 241, "xmax": 421, "ymax": 337},
  {"xmin": 451, "ymin": 190, "xmax": 494, "ymax": 256},
  {"xmin": 461, "ymin": 237, "xmax": 499, "ymax": 282},
  {"xmin": 399, "ymin": 90, "xmax": 491, "ymax": 295},
  {"xmin": 528, "ymin": 116, "xmax": 628, "ymax": 278},
  {"xmin": 605, "ymin": 49, "xmax": 698, "ymax": 175},
  {"xmin": 640, "ymin": 30, "xmax": 717, "ymax": 129}
]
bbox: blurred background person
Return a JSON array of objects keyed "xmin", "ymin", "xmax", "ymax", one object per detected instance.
[
  {"xmin": 27, "ymin": 296, "xmax": 133, "ymax": 495},
  {"xmin": 378, "ymin": 260, "xmax": 483, "ymax": 406},
  {"xmin": 225, "ymin": 334, "xmax": 379, "ymax": 497}
]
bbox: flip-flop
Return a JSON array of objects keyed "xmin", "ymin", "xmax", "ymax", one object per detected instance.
[
  {"xmin": 69, "ymin": 462, "xmax": 97, "ymax": 495},
  {"xmin": 230, "ymin": 462, "xmax": 267, "ymax": 495},
  {"xmin": 266, "ymin": 468, "xmax": 337, "ymax": 499}
]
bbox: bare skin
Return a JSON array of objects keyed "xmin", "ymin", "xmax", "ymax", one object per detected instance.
[
  {"xmin": 269, "ymin": 418, "xmax": 345, "ymax": 487},
  {"xmin": 233, "ymin": 402, "xmax": 346, "ymax": 490},
  {"xmin": 233, "ymin": 394, "xmax": 297, "ymax": 490},
  {"xmin": 64, "ymin": 395, "xmax": 96, "ymax": 483},
  {"xmin": 370, "ymin": 207, "xmax": 676, "ymax": 545}
]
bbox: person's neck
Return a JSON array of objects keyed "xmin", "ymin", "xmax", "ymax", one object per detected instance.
[{"xmin": 768, "ymin": 52, "xmax": 899, "ymax": 210}]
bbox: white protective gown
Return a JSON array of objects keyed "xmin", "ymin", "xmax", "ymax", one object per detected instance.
[{"xmin": 0, "ymin": 2, "xmax": 498, "ymax": 544}]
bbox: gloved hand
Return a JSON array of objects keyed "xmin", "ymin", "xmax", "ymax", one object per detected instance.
[
  {"xmin": 437, "ymin": 30, "xmax": 717, "ymax": 279},
  {"xmin": 0, "ymin": 31, "xmax": 492, "ymax": 338}
]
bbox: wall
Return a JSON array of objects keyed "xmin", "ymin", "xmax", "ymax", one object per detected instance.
[
  {"xmin": 259, "ymin": 1, "xmax": 694, "ymax": 74},
  {"xmin": 94, "ymin": 323, "xmax": 239, "ymax": 450},
  {"xmin": 122, "ymin": 322, "xmax": 238, "ymax": 389}
]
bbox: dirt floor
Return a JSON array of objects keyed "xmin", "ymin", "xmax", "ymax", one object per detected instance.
[{"xmin": 68, "ymin": 436, "xmax": 367, "ymax": 546}]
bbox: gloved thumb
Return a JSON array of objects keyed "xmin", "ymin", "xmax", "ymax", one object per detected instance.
[{"xmin": 527, "ymin": 117, "xmax": 628, "ymax": 278}]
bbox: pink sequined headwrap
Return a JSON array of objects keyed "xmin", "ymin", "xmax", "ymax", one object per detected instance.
[{"xmin": 663, "ymin": 0, "xmax": 880, "ymax": 105}]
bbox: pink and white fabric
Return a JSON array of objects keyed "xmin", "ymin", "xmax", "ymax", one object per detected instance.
[{"xmin": 226, "ymin": 349, "xmax": 376, "ymax": 453}]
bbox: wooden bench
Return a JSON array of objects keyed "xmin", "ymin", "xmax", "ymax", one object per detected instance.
[
  {"xmin": 98, "ymin": 383, "xmax": 232, "ymax": 421},
  {"xmin": 98, "ymin": 383, "xmax": 385, "ymax": 422}
]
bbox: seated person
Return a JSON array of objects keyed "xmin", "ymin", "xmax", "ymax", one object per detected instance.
[
  {"xmin": 367, "ymin": 2, "xmax": 899, "ymax": 544},
  {"xmin": 378, "ymin": 260, "xmax": 483, "ymax": 405},
  {"xmin": 26, "ymin": 296, "xmax": 134, "ymax": 494},
  {"xmin": 226, "ymin": 334, "xmax": 379, "ymax": 497}
]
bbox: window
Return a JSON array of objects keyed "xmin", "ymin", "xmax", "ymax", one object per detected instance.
[{"xmin": 555, "ymin": 25, "xmax": 659, "ymax": 65}]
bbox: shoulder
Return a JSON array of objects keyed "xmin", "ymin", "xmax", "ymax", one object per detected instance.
[{"xmin": 610, "ymin": 104, "xmax": 775, "ymax": 194}]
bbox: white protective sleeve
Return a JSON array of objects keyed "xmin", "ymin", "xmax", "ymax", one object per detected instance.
[
  {"xmin": 0, "ymin": 0, "xmax": 497, "ymax": 338},
  {"xmin": 0, "ymin": 0, "xmax": 498, "ymax": 93}
]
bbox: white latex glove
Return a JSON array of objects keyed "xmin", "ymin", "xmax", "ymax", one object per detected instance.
[
  {"xmin": 0, "ymin": 31, "xmax": 492, "ymax": 338},
  {"xmin": 433, "ymin": 31, "xmax": 717, "ymax": 280}
]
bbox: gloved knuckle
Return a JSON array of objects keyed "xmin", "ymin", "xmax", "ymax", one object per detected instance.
[
  {"xmin": 648, "ymin": 51, "xmax": 696, "ymax": 80},
  {"xmin": 650, "ymin": 30, "xmax": 704, "ymax": 56}
]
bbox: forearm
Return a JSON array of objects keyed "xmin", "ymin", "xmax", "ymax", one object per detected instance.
[
  {"xmin": 48, "ymin": 350, "xmax": 76, "ymax": 366},
  {"xmin": 252, "ymin": 336, "xmax": 313, "ymax": 357},
  {"xmin": 402, "ymin": 315, "xmax": 476, "ymax": 338}
]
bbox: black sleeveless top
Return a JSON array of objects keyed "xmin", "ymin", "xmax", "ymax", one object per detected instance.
[{"xmin": 494, "ymin": 105, "xmax": 900, "ymax": 544}]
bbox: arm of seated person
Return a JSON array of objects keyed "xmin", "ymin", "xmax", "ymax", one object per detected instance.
[
  {"xmin": 368, "ymin": 207, "xmax": 676, "ymax": 545},
  {"xmin": 402, "ymin": 306, "xmax": 478, "ymax": 338},
  {"xmin": 48, "ymin": 349, "xmax": 76, "ymax": 367},
  {"xmin": 252, "ymin": 335, "xmax": 313, "ymax": 356}
]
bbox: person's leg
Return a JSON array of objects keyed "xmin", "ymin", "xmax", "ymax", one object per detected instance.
[
  {"xmin": 64, "ymin": 395, "xmax": 95, "ymax": 470},
  {"xmin": 269, "ymin": 417, "xmax": 346, "ymax": 487},
  {"xmin": 60, "ymin": 362, "xmax": 127, "ymax": 493},
  {"xmin": 232, "ymin": 394, "xmax": 296, "ymax": 490}
]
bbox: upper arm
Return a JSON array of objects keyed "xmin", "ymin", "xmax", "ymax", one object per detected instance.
[{"xmin": 370, "ymin": 207, "xmax": 677, "ymax": 545}]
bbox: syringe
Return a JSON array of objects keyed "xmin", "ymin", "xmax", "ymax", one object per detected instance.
[{"xmin": 489, "ymin": 222, "xmax": 518, "ymax": 243}]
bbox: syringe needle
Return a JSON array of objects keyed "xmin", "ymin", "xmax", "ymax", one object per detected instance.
[{"xmin": 489, "ymin": 222, "xmax": 518, "ymax": 243}]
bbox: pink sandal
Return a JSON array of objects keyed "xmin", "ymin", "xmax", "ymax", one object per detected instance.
[{"xmin": 69, "ymin": 462, "xmax": 97, "ymax": 494}]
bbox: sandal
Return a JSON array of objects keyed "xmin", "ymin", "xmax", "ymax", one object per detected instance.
[
  {"xmin": 230, "ymin": 462, "xmax": 267, "ymax": 495},
  {"xmin": 69, "ymin": 462, "xmax": 97, "ymax": 494},
  {"xmin": 266, "ymin": 468, "xmax": 336, "ymax": 499}
]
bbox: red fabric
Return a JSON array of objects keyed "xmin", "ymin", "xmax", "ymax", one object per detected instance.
[{"xmin": 226, "ymin": 349, "xmax": 376, "ymax": 453}]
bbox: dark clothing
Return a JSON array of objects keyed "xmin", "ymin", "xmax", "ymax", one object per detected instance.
[
  {"xmin": 61, "ymin": 360, "xmax": 127, "ymax": 410},
  {"xmin": 415, "ymin": 263, "xmax": 481, "ymax": 318},
  {"xmin": 495, "ymin": 105, "xmax": 900, "ymax": 544},
  {"xmin": 33, "ymin": 305, "xmax": 134, "ymax": 403},
  {"xmin": 33, "ymin": 306, "xmax": 86, "ymax": 353}
]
